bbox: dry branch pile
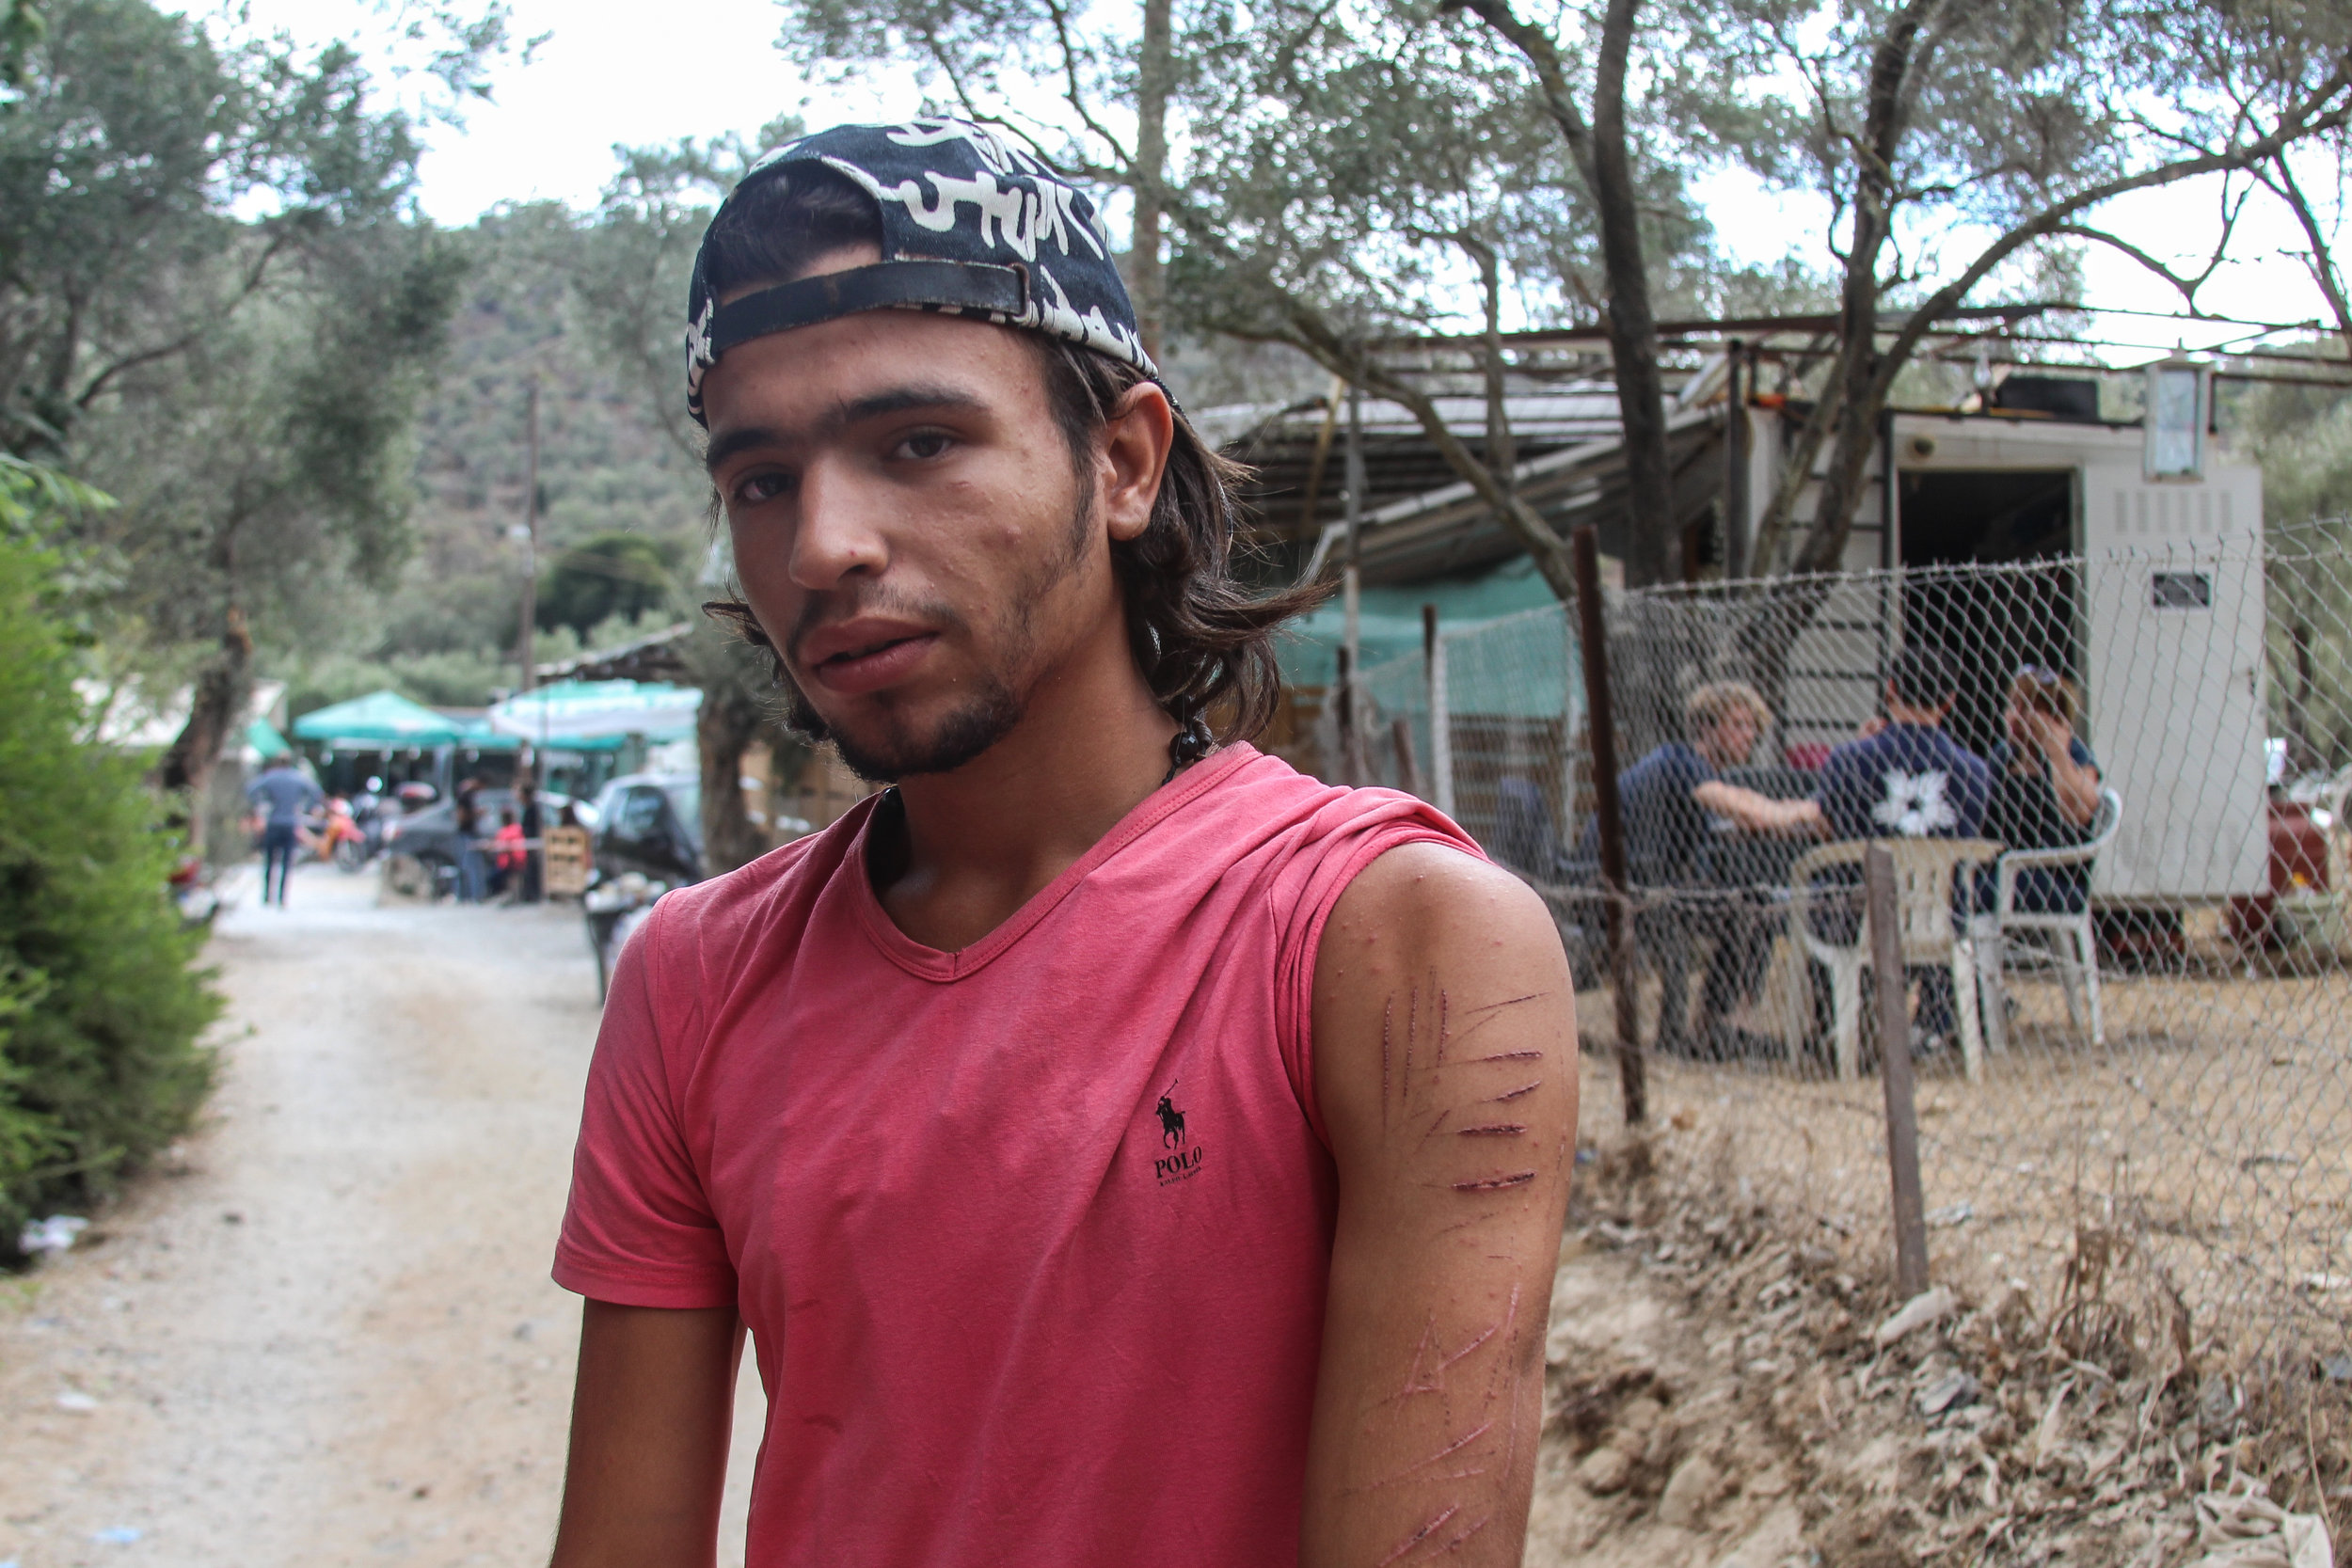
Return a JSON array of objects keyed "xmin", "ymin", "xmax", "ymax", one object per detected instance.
[{"xmin": 1525, "ymin": 1133, "xmax": 2350, "ymax": 1566}]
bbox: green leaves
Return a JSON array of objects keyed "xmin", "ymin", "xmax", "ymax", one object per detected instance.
[{"xmin": 0, "ymin": 518, "xmax": 217, "ymax": 1250}]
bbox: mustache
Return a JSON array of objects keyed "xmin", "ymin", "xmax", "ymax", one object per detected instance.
[{"xmin": 785, "ymin": 585, "xmax": 968, "ymax": 668}]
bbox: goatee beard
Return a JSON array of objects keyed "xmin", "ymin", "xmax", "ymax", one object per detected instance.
[{"xmin": 782, "ymin": 676, "xmax": 1023, "ymax": 785}]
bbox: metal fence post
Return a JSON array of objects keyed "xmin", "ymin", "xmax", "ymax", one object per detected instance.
[
  {"xmin": 1572, "ymin": 525, "xmax": 1645, "ymax": 1126},
  {"xmin": 1865, "ymin": 843, "xmax": 1931, "ymax": 1298},
  {"xmin": 1391, "ymin": 718, "xmax": 1422, "ymax": 799},
  {"xmin": 1334, "ymin": 643, "xmax": 1357, "ymax": 786},
  {"xmin": 1423, "ymin": 603, "xmax": 1454, "ymax": 818}
]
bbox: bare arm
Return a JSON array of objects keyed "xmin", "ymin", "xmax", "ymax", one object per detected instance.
[
  {"xmin": 549, "ymin": 1302, "xmax": 743, "ymax": 1568},
  {"xmin": 1692, "ymin": 779, "xmax": 1826, "ymax": 836},
  {"xmin": 1301, "ymin": 842, "xmax": 1579, "ymax": 1568},
  {"xmin": 2031, "ymin": 717, "xmax": 2102, "ymax": 828}
]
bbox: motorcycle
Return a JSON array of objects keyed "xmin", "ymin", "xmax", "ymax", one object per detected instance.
[
  {"xmin": 310, "ymin": 797, "xmax": 370, "ymax": 873},
  {"xmin": 584, "ymin": 869, "xmax": 668, "ymax": 1002}
]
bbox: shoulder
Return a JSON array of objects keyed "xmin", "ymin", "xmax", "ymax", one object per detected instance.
[
  {"xmin": 1319, "ymin": 842, "xmax": 1561, "ymax": 977},
  {"xmin": 1642, "ymin": 742, "xmax": 1708, "ymax": 781}
]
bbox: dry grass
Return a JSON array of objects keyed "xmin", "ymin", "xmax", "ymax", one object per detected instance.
[{"xmin": 1573, "ymin": 957, "xmax": 2352, "ymax": 1377}]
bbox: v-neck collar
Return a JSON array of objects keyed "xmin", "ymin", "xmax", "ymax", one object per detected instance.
[{"xmin": 848, "ymin": 744, "xmax": 1257, "ymax": 983}]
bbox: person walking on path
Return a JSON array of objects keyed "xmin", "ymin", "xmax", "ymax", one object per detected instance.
[
  {"xmin": 516, "ymin": 778, "xmax": 545, "ymax": 904},
  {"xmin": 548, "ymin": 119, "xmax": 1579, "ymax": 1568},
  {"xmin": 243, "ymin": 752, "xmax": 321, "ymax": 908},
  {"xmin": 453, "ymin": 777, "xmax": 486, "ymax": 904}
]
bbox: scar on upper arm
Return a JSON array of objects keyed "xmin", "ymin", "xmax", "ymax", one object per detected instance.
[
  {"xmin": 1376, "ymin": 1505, "xmax": 1460, "ymax": 1566},
  {"xmin": 1447, "ymin": 1170, "xmax": 1535, "ymax": 1193}
]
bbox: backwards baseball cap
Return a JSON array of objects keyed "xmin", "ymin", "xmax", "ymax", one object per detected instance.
[{"xmin": 685, "ymin": 118, "xmax": 1160, "ymax": 427}]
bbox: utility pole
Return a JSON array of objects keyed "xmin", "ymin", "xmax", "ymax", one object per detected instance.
[
  {"xmin": 516, "ymin": 374, "xmax": 542, "ymax": 784},
  {"xmin": 516, "ymin": 375, "xmax": 541, "ymax": 695}
]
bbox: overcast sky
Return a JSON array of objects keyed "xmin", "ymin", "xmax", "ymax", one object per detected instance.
[{"xmin": 215, "ymin": 0, "xmax": 2338, "ymax": 367}]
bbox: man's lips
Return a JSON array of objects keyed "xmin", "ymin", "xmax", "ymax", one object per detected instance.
[{"xmin": 798, "ymin": 620, "xmax": 942, "ymax": 696}]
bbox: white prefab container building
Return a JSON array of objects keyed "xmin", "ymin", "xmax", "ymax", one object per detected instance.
[{"xmin": 1744, "ymin": 406, "xmax": 2269, "ymax": 906}]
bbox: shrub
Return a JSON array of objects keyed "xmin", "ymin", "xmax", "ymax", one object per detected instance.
[{"xmin": 0, "ymin": 508, "xmax": 219, "ymax": 1257}]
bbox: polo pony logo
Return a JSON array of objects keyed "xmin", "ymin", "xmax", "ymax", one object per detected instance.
[
  {"xmin": 1154, "ymin": 1085, "xmax": 1187, "ymax": 1147},
  {"xmin": 1150, "ymin": 1082, "xmax": 1203, "ymax": 1186}
]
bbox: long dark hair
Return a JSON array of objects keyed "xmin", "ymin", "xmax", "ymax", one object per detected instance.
[{"xmin": 696, "ymin": 166, "xmax": 1324, "ymax": 747}]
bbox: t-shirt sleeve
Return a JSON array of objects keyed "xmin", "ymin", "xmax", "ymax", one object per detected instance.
[
  {"xmin": 2071, "ymin": 737, "xmax": 2099, "ymax": 773},
  {"xmin": 552, "ymin": 905, "xmax": 739, "ymax": 1309}
]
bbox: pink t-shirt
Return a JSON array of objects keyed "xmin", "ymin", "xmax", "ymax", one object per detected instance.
[{"xmin": 554, "ymin": 745, "xmax": 1477, "ymax": 1565}]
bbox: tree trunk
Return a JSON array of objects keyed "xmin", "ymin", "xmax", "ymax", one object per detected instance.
[
  {"xmin": 153, "ymin": 608, "xmax": 254, "ymax": 851},
  {"xmin": 1589, "ymin": 0, "xmax": 1674, "ymax": 588},
  {"xmin": 1132, "ymin": 0, "xmax": 1173, "ymax": 364},
  {"xmin": 697, "ymin": 677, "xmax": 771, "ymax": 877}
]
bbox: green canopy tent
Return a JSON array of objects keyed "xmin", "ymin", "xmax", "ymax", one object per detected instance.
[
  {"xmin": 292, "ymin": 689, "xmax": 467, "ymax": 749},
  {"xmin": 485, "ymin": 680, "xmax": 701, "ymax": 747}
]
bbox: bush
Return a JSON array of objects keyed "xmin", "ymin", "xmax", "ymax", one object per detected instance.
[{"xmin": 0, "ymin": 526, "xmax": 219, "ymax": 1257}]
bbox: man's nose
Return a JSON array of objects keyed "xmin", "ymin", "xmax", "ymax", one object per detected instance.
[{"xmin": 789, "ymin": 460, "xmax": 890, "ymax": 592}]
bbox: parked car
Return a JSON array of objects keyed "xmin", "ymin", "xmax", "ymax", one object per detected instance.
[
  {"xmin": 590, "ymin": 773, "xmax": 704, "ymax": 887},
  {"xmin": 380, "ymin": 786, "xmax": 592, "ymax": 899}
]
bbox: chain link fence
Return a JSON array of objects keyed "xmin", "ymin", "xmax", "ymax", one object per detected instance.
[{"xmin": 1336, "ymin": 530, "xmax": 2352, "ymax": 1381}]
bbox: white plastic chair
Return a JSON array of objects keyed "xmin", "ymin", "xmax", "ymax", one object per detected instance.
[
  {"xmin": 1973, "ymin": 788, "xmax": 2123, "ymax": 1053},
  {"xmin": 1788, "ymin": 839, "xmax": 2001, "ymax": 1083}
]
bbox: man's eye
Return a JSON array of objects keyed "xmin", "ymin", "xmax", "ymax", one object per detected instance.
[
  {"xmin": 732, "ymin": 471, "xmax": 794, "ymax": 506},
  {"xmin": 895, "ymin": 431, "xmax": 954, "ymax": 461}
]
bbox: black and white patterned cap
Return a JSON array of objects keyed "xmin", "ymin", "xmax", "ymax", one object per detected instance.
[{"xmin": 685, "ymin": 118, "xmax": 1159, "ymax": 426}]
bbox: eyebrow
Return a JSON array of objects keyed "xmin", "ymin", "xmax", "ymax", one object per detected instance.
[{"xmin": 703, "ymin": 384, "xmax": 991, "ymax": 475}]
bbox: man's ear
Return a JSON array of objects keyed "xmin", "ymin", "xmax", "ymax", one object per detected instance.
[{"xmin": 1099, "ymin": 381, "xmax": 1175, "ymax": 545}]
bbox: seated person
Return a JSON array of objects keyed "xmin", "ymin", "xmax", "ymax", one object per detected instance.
[
  {"xmin": 1579, "ymin": 682, "xmax": 1821, "ymax": 1056},
  {"xmin": 1809, "ymin": 645, "xmax": 1993, "ymax": 1051},
  {"xmin": 1581, "ymin": 680, "xmax": 1823, "ymax": 883},
  {"xmin": 1981, "ymin": 665, "xmax": 2103, "ymax": 912},
  {"xmin": 1814, "ymin": 646, "xmax": 1991, "ymax": 843}
]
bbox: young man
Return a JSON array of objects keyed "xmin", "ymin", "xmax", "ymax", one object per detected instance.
[
  {"xmin": 1583, "ymin": 682, "xmax": 1821, "ymax": 1058},
  {"xmin": 1814, "ymin": 646, "xmax": 1992, "ymax": 843},
  {"xmin": 243, "ymin": 751, "xmax": 320, "ymax": 908},
  {"xmin": 548, "ymin": 119, "xmax": 1578, "ymax": 1567},
  {"xmin": 1596, "ymin": 681, "xmax": 1821, "ymax": 881}
]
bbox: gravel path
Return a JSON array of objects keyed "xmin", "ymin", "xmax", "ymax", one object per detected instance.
[{"xmin": 0, "ymin": 864, "xmax": 763, "ymax": 1567}]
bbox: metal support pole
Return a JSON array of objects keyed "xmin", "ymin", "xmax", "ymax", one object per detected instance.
[
  {"xmin": 1572, "ymin": 525, "xmax": 1644, "ymax": 1125},
  {"xmin": 1423, "ymin": 603, "xmax": 1454, "ymax": 818},
  {"xmin": 1341, "ymin": 382, "xmax": 1368, "ymax": 785},
  {"xmin": 1724, "ymin": 340, "xmax": 1750, "ymax": 580},
  {"xmin": 1345, "ymin": 643, "xmax": 1364, "ymax": 784},
  {"xmin": 1866, "ymin": 843, "xmax": 1931, "ymax": 1298},
  {"xmin": 1391, "ymin": 718, "xmax": 1422, "ymax": 800}
]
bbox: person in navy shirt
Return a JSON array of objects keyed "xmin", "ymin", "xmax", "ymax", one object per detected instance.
[
  {"xmin": 1982, "ymin": 665, "xmax": 2103, "ymax": 911},
  {"xmin": 1595, "ymin": 681, "xmax": 1823, "ymax": 883},
  {"xmin": 1809, "ymin": 645, "xmax": 1991, "ymax": 1052},
  {"xmin": 1814, "ymin": 645, "xmax": 1992, "ymax": 842},
  {"xmin": 1580, "ymin": 682, "xmax": 1821, "ymax": 1056}
]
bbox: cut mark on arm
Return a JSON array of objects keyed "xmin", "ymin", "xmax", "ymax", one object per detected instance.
[
  {"xmin": 1380, "ymin": 996, "xmax": 1394, "ymax": 1130},
  {"xmin": 1455, "ymin": 1122, "xmax": 1526, "ymax": 1137},
  {"xmin": 1464, "ymin": 1050, "xmax": 1544, "ymax": 1064},
  {"xmin": 1359, "ymin": 1422, "xmax": 1494, "ymax": 1493},
  {"xmin": 1375, "ymin": 1505, "xmax": 1460, "ymax": 1567},
  {"xmin": 1464, "ymin": 992, "xmax": 1547, "ymax": 1015},
  {"xmin": 1450, "ymin": 1171, "xmax": 1536, "ymax": 1194},
  {"xmin": 1485, "ymin": 1080, "xmax": 1542, "ymax": 1104},
  {"xmin": 1436, "ymin": 1514, "xmax": 1492, "ymax": 1556}
]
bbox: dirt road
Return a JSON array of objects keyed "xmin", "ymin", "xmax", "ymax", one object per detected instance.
[{"xmin": 0, "ymin": 864, "xmax": 762, "ymax": 1567}]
